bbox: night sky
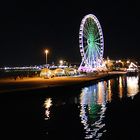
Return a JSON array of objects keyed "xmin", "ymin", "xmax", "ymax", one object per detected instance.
[{"xmin": 0, "ymin": 0, "xmax": 139, "ymax": 66}]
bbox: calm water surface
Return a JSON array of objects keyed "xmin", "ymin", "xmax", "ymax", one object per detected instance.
[{"xmin": 0, "ymin": 75, "xmax": 140, "ymax": 139}]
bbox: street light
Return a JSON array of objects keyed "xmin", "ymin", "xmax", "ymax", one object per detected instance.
[
  {"xmin": 59, "ymin": 60, "xmax": 63, "ymax": 66},
  {"xmin": 45, "ymin": 49, "xmax": 49, "ymax": 66}
]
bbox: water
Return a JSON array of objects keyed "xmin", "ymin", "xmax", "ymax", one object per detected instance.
[{"xmin": 0, "ymin": 75, "xmax": 140, "ymax": 139}]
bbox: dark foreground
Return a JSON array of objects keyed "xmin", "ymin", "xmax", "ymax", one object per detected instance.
[{"xmin": 0, "ymin": 75, "xmax": 140, "ymax": 139}]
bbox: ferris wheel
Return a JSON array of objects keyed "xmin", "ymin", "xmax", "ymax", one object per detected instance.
[{"xmin": 78, "ymin": 14, "xmax": 104, "ymax": 72}]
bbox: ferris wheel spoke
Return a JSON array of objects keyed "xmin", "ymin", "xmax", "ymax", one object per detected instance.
[
  {"xmin": 85, "ymin": 28, "xmax": 91, "ymax": 39},
  {"xmin": 89, "ymin": 19, "xmax": 95, "ymax": 30},
  {"xmin": 84, "ymin": 48, "xmax": 89, "ymax": 62},
  {"xmin": 84, "ymin": 45, "xmax": 88, "ymax": 51},
  {"xmin": 85, "ymin": 21, "xmax": 90, "ymax": 32},
  {"xmin": 96, "ymin": 48, "xmax": 102, "ymax": 57},
  {"xmin": 87, "ymin": 19, "xmax": 92, "ymax": 30},
  {"xmin": 95, "ymin": 44, "xmax": 101, "ymax": 56},
  {"xmin": 94, "ymin": 27, "xmax": 98, "ymax": 36},
  {"xmin": 83, "ymin": 27, "xmax": 89, "ymax": 38},
  {"xmin": 92, "ymin": 22, "xmax": 98, "ymax": 34},
  {"xmin": 95, "ymin": 49, "xmax": 100, "ymax": 58},
  {"xmin": 85, "ymin": 20, "xmax": 94, "ymax": 37},
  {"xmin": 95, "ymin": 43, "xmax": 101, "ymax": 49},
  {"xmin": 94, "ymin": 30, "xmax": 100, "ymax": 39},
  {"xmin": 95, "ymin": 46, "xmax": 100, "ymax": 53},
  {"xmin": 94, "ymin": 34, "xmax": 99, "ymax": 42},
  {"xmin": 83, "ymin": 31, "xmax": 89, "ymax": 39},
  {"xmin": 95, "ymin": 42, "xmax": 102, "ymax": 46},
  {"xmin": 83, "ymin": 34, "xmax": 88, "ymax": 39},
  {"xmin": 94, "ymin": 36, "xmax": 102, "ymax": 41}
]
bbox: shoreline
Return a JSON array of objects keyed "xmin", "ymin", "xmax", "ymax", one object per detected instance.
[{"xmin": 0, "ymin": 71, "xmax": 126, "ymax": 94}]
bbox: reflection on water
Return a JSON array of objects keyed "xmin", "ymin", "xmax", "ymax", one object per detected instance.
[
  {"xmin": 119, "ymin": 77, "xmax": 123, "ymax": 98},
  {"xmin": 44, "ymin": 98, "xmax": 52, "ymax": 120},
  {"xmin": 127, "ymin": 76, "xmax": 139, "ymax": 99},
  {"xmin": 0, "ymin": 74, "xmax": 140, "ymax": 139},
  {"xmin": 79, "ymin": 76, "xmax": 140, "ymax": 139},
  {"xmin": 79, "ymin": 81, "xmax": 107, "ymax": 139},
  {"xmin": 107, "ymin": 80, "xmax": 112, "ymax": 102},
  {"xmin": 43, "ymin": 75, "xmax": 140, "ymax": 139}
]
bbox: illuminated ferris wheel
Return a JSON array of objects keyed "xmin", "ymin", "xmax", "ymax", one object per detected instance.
[{"xmin": 78, "ymin": 14, "xmax": 104, "ymax": 72}]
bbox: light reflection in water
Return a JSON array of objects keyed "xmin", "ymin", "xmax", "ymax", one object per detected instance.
[
  {"xmin": 127, "ymin": 76, "xmax": 139, "ymax": 99},
  {"xmin": 42, "ymin": 76, "xmax": 139, "ymax": 139},
  {"xmin": 119, "ymin": 77, "xmax": 123, "ymax": 99},
  {"xmin": 44, "ymin": 98, "xmax": 52, "ymax": 120},
  {"xmin": 107, "ymin": 80, "xmax": 112, "ymax": 102},
  {"xmin": 80, "ymin": 81, "xmax": 107, "ymax": 139}
]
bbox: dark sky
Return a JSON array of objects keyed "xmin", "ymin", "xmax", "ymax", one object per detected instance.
[{"xmin": 0, "ymin": 0, "xmax": 139, "ymax": 66}]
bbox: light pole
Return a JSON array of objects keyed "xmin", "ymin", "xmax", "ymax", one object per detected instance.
[{"xmin": 45, "ymin": 49, "xmax": 49, "ymax": 66}]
